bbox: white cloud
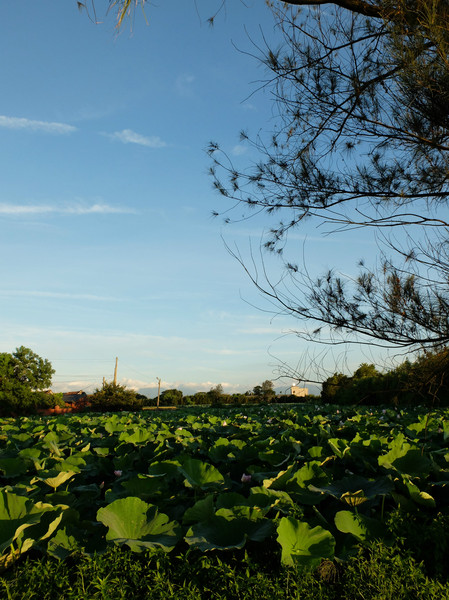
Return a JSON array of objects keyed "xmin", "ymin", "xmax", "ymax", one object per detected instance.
[
  {"xmin": 0, "ymin": 115, "xmax": 76, "ymax": 134},
  {"xmin": 175, "ymin": 73, "xmax": 195, "ymax": 97},
  {"xmin": 105, "ymin": 129, "xmax": 167, "ymax": 148},
  {"xmin": 232, "ymin": 144, "xmax": 247, "ymax": 156},
  {"xmin": 237, "ymin": 327, "xmax": 279, "ymax": 335},
  {"xmin": 0, "ymin": 202, "xmax": 135, "ymax": 216},
  {"xmin": 0, "ymin": 290, "xmax": 120, "ymax": 302}
]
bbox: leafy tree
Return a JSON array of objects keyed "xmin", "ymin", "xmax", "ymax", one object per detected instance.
[
  {"xmin": 90, "ymin": 381, "xmax": 143, "ymax": 411},
  {"xmin": 252, "ymin": 385, "xmax": 262, "ymax": 399},
  {"xmin": 207, "ymin": 384, "xmax": 224, "ymax": 405},
  {"xmin": 353, "ymin": 364, "xmax": 380, "ymax": 380},
  {"xmin": 209, "ymin": 0, "xmax": 449, "ymax": 357},
  {"xmin": 160, "ymin": 388, "xmax": 183, "ymax": 406},
  {"xmin": 321, "ymin": 373, "xmax": 351, "ymax": 404},
  {"xmin": 9, "ymin": 346, "xmax": 54, "ymax": 390},
  {"xmin": 261, "ymin": 380, "xmax": 276, "ymax": 403},
  {"xmin": 0, "ymin": 347, "xmax": 55, "ymax": 415}
]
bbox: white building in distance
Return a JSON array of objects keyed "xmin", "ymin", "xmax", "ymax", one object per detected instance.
[{"xmin": 291, "ymin": 386, "xmax": 308, "ymax": 397}]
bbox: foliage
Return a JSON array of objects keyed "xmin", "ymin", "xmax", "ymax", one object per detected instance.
[
  {"xmin": 254, "ymin": 380, "xmax": 276, "ymax": 403},
  {"xmin": 207, "ymin": 384, "xmax": 224, "ymax": 406},
  {"xmin": 321, "ymin": 350, "xmax": 449, "ymax": 405},
  {"xmin": 159, "ymin": 389, "xmax": 183, "ymax": 406},
  {"xmin": 0, "ymin": 404, "xmax": 448, "ymax": 574},
  {"xmin": 90, "ymin": 381, "xmax": 143, "ymax": 411},
  {"xmin": 208, "ymin": 0, "xmax": 449, "ymax": 357},
  {"xmin": 0, "ymin": 347, "xmax": 56, "ymax": 415},
  {"xmin": 2, "ymin": 539, "xmax": 448, "ymax": 599}
]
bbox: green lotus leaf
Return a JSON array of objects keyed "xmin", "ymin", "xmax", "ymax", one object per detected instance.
[
  {"xmin": 0, "ymin": 458, "xmax": 28, "ymax": 478},
  {"xmin": 183, "ymin": 494, "xmax": 215, "ymax": 525},
  {"xmin": 308, "ymin": 446, "xmax": 324, "ymax": 458},
  {"xmin": 328, "ymin": 438, "xmax": 349, "ymax": 459},
  {"xmin": 185, "ymin": 513, "xmax": 273, "ymax": 551},
  {"xmin": 93, "ymin": 447, "xmax": 110, "ymax": 456},
  {"xmin": 249, "ymin": 487, "xmax": 295, "ymax": 513},
  {"xmin": 47, "ymin": 526, "xmax": 82, "ymax": 560},
  {"xmin": 215, "ymin": 492, "xmax": 248, "ymax": 510},
  {"xmin": 18, "ymin": 447, "xmax": 41, "ymax": 461},
  {"xmin": 310, "ymin": 476, "xmax": 393, "ymax": 502},
  {"xmin": 119, "ymin": 429, "xmax": 154, "ymax": 445},
  {"xmin": 0, "ymin": 491, "xmax": 57, "ymax": 554},
  {"xmin": 97, "ymin": 497, "xmax": 180, "ymax": 552},
  {"xmin": 10, "ymin": 433, "xmax": 32, "ymax": 444},
  {"xmin": 334, "ymin": 510, "xmax": 386, "ymax": 542},
  {"xmin": 121, "ymin": 475, "xmax": 167, "ymax": 498},
  {"xmin": 404, "ymin": 480, "xmax": 436, "ymax": 507},
  {"xmin": 42, "ymin": 471, "xmax": 77, "ymax": 491},
  {"xmin": 258, "ymin": 450, "xmax": 291, "ymax": 467},
  {"xmin": 378, "ymin": 434, "xmax": 431, "ymax": 475},
  {"xmin": 276, "ymin": 517, "xmax": 335, "ymax": 568},
  {"xmin": 147, "ymin": 460, "xmax": 181, "ymax": 479},
  {"xmin": 56, "ymin": 457, "xmax": 86, "ymax": 473},
  {"xmin": 179, "ymin": 458, "xmax": 225, "ymax": 489}
]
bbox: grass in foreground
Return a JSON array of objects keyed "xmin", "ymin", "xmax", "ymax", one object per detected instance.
[{"xmin": 1, "ymin": 542, "xmax": 448, "ymax": 600}]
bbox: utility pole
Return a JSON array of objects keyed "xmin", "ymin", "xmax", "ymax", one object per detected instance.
[
  {"xmin": 156, "ymin": 377, "xmax": 161, "ymax": 408},
  {"xmin": 113, "ymin": 357, "xmax": 118, "ymax": 385}
]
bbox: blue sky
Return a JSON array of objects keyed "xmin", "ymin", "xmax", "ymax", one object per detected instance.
[{"xmin": 0, "ymin": 1, "xmax": 378, "ymax": 396}]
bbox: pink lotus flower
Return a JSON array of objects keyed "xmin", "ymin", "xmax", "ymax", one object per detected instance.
[
  {"xmin": 241, "ymin": 473, "xmax": 252, "ymax": 483},
  {"xmin": 114, "ymin": 470, "xmax": 122, "ymax": 477}
]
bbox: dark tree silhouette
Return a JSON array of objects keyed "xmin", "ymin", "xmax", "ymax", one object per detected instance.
[{"xmin": 208, "ymin": 0, "xmax": 449, "ymax": 352}]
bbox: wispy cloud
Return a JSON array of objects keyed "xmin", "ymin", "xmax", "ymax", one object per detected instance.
[
  {"xmin": 237, "ymin": 327, "xmax": 279, "ymax": 335},
  {"xmin": 0, "ymin": 290, "xmax": 121, "ymax": 302},
  {"xmin": 104, "ymin": 129, "xmax": 167, "ymax": 148},
  {"xmin": 232, "ymin": 144, "xmax": 247, "ymax": 156},
  {"xmin": 0, "ymin": 202, "xmax": 136, "ymax": 216},
  {"xmin": 0, "ymin": 115, "xmax": 76, "ymax": 134},
  {"xmin": 175, "ymin": 73, "xmax": 195, "ymax": 97}
]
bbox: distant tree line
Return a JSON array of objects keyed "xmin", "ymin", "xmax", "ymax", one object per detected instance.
[
  {"xmin": 149, "ymin": 380, "xmax": 315, "ymax": 408},
  {"xmin": 321, "ymin": 348, "xmax": 449, "ymax": 406}
]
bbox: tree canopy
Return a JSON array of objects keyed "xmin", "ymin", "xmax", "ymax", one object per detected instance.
[
  {"xmin": 208, "ymin": 0, "xmax": 449, "ymax": 356},
  {"xmin": 0, "ymin": 347, "xmax": 55, "ymax": 414}
]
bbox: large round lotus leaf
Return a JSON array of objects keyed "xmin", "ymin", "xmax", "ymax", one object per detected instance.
[
  {"xmin": 334, "ymin": 510, "xmax": 386, "ymax": 542},
  {"xmin": 122, "ymin": 475, "xmax": 167, "ymax": 499},
  {"xmin": 179, "ymin": 458, "xmax": 224, "ymax": 489},
  {"xmin": 310, "ymin": 476, "xmax": 393, "ymax": 501},
  {"xmin": 185, "ymin": 516, "xmax": 247, "ymax": 551},
  {"xmin": 97, "ymin": 497, "xmax": 180, "ymax": 552},
  {"xmin": 185, "ymin": 509, "xmax": 274, "ymax": 551},
  {"xmin": 183, "ymin": 494, "xmax": 215, "ymax": 525},
  {"xmin": 147, "ymin": 460, "xmax": 181, "ymax": 479},
  {"xmin": 276, "ymin": 517, "xmax": 335, "ymax": 568},
  {"xmin": 0, "ymin": 491, "xmax": 55, "ymax": 554}
]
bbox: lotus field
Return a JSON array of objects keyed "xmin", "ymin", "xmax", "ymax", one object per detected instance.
[{"xmin": 0, "ymin": 404, "xmax": 448, "ymax": 570}]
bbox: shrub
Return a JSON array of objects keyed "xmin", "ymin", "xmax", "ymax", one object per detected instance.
[{"xmin": 90, "ymin": 382, "xmax": 143, "ymax": 412}]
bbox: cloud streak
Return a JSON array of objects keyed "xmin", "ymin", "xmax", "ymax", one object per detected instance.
[
  {"xmin": 105, "ymin": 129, "xmax": 167, "ymax": 148},
  {"xmin": 0, "ymin": 290, "xmax": 121, "ymax": 302},
  {"xmin": 0, "ymin": 202, "xmax": 136, "ymax": 216},
  {"xmin": 0, "ymin": 115, "xmax": 76, "ymax": 134}
]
